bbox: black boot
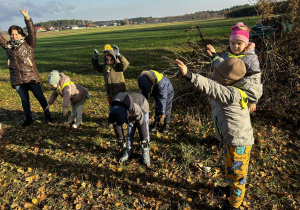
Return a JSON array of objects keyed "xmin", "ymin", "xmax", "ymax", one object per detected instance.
[
  {"xmin": 150, "ymin": 121, "xmax": 159, "ymax": 132},
  {"xmin": 161, "ymin": 123, "xmax": 170, "ymax": 134},
  {"xmin": 22, "ymin": 115, "xmax": 33, "ymax": 127},
  {"xmin": 44, "ymin": 109, "xmax": 53, "ymax": 123},
  {"xmin": 214, "ymin": 185, "xmax": 230, "ymax": 197}
]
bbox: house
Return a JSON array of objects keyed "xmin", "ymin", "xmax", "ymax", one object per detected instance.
[
  {"xmin": 47, "ymin": 26, "xmax": 56, "ymax": 31},
  {"xmin": 62, "ymin": 26, "xmax": 71, "ymax": 30},
  {"xmin": 87, "ymin": 23, "xmax": 95, "ymax": 27},
  {"xmin": 78, "ymin": 25, "xmax": 86, "ymax": 29},
  {"xmin": 35, "ymin": 26, "xmax": 46, "ymax": 32},
  {"xmin": 70, "ymin": 25, "xmax": 79, "ymax": 30}
]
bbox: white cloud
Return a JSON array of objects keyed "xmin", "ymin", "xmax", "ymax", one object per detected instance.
[{"xmin": 0, "ymin": 1, "xmax": 75, "ymax": 30}]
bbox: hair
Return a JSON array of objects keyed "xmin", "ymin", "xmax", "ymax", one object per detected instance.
[{"xmin": 8, "ymin": 25, "xmax": 26, "ymax": 37}]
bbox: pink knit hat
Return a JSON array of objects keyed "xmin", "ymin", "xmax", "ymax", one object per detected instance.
[{"xmin": 230, "ymin": 22, "xmax": 249, "ymax": 45}]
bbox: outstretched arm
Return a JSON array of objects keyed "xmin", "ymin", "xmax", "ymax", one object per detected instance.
[{"xmin": 20, "ymin": 9, "xmax": 30, "ymax": 20}]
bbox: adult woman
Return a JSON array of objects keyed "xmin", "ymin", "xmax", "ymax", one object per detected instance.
[{"xmin": 0, "ymin": 9, "xmax": 52, "ymax": 127}]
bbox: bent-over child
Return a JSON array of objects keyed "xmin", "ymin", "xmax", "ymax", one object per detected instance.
[
  {"xmin": 108, "ymin": 92, "xmax": 150, "ymax": 165},
  {"xmin": 177, "ymin": 57, "xmax": 262, "ymax": 210},
  {"xmin": 138, "ymin": 70, "xmax": 174, "ymax": 134},
  {"xmin": 46, "ymin": 70, "xmax": 91, "ymax": 129}
]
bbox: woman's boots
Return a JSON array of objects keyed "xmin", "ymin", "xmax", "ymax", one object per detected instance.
[{"xmin": 22, "ymin": 115, "xmax": 33, "ymax": 127}]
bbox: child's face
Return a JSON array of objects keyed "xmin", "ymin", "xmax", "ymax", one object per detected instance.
[
  {"xmin": 51, "ymin": 84, "xmax": 58, "ymax": 90},
  {"xmin": 230, "ymin": 39, "xmax": 246, "ymax": 54},
  {"xmin": 105, "ymin": 55, "xmax": 114, "ymax": 66}
]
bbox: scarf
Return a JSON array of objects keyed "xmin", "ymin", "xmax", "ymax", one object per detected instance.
[
  {"xmin": 5, "ymin": 38, "xmax": 25, "ymax": 67},
  {"xmin": 6, "ymin": 38, "xmax": 25, "ymax": 50}
]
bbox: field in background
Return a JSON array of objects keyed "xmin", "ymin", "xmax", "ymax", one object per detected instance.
[{"xmin": 0, "ymin": 17, "xmax": 299, "ymax": 210}]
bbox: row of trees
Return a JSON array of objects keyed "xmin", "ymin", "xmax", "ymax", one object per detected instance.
[
  {"xmin": 226, "ymin": 0, "xmax": 300, "ymax": 19},
  {"xmin": 34, "ymin": 4, "xmax": 252, "ymax": 28},
  {"xmin": 35, "ymin": 19, "xmax": 93, "ymax": 28}
]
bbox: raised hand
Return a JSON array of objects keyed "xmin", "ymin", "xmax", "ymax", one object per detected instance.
[
  {"xmin": 112, "ymin": 45, "xmax": 120, "ymax": 56},
  {"xmin": 206, "ymin": 44, "xmax": 216, "ymax": 57},
  {"xmin": 20, "ymin": 9, "xmax": 30, "ymax": 20},
  {"xmin": 176, "ymin": 59, "xmax": 187, "ymax": 76},
  {"xmin": 93, "ymin": 49, "xmax": 99, "ymax": 60}
]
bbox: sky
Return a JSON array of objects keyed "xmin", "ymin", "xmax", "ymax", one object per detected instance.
[{"xmin": 0, "ymin": 0, "xmax": 254, "ymax": 31}]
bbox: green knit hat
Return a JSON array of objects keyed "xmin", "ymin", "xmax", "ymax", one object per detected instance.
[{"xmin": 48, "ymin": 70, "xmax": 60, "ymax": 85}]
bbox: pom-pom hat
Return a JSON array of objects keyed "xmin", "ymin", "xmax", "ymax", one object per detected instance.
[{"xmin": 230, "ymin": 22, "xmax": 249, "ymax": 45}]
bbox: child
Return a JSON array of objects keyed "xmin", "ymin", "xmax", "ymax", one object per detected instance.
[
  {"xmin": 206, "ymin": 22, "xmax": 262, "ymax": 112},
  {"xmin": 176, "ymin": 57, "xmax": 262, "ymax": 210},
  {"xmin": 91, "ymin": 44, "xmax": 129, "ymax": 105},
  {"xmin": 108, "ymin": 92, "xmax": 150, "ymax": 165},
  {"xmin": 46, "ymin": 70, "xmax": 91, "ymax": 129},
  {"xmin": 138, "ymin": 70, "xmax": 174, "ymax": 133}
]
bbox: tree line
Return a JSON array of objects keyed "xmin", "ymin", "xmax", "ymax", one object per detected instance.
[
  {"xmin": 34, "ymin": 19, "xmax": 93, "ymax": 28},
  {"xmin": 34, "ymin": 4, "xmax": 253, "ymax": 28}
]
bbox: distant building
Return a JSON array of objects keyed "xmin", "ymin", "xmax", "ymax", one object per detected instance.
[
  {"xmin": 78, "ymin": 25, "xmax": 86, "ymax": 29},
  {"xmin": 87, "ymin": 23, "xmax": 95, "ymax": 27},
  {"xmin": 47, "ymin": 26, "xmax": 56, "ymax": 31},
  {"xmin": 35, "ymin": 26, "xmax": 46, "ymax": 32},
  {"xmin": 62, "ymin": 26, "xmax": 71, "ymax": 30},
  {"xmin": 70, "ymin": 25, "xmax": 79, "ymax": 30}
]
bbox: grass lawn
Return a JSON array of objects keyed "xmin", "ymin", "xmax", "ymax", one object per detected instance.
[{"xmin": 0, "ymin": 17, "xmax": 299, "ymax": 209}]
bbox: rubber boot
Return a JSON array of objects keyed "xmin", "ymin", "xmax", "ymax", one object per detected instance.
[
  {"xmin": 150, "ymin": 121, "xmax": 159, "ymax": 132},
  {"xmin": 44, "ymin": 109, "xmax": 53, "ymax": 123},
  {"xmin": 119, "ymin": 148, "xmax": 132, "ymax": 163},
  {"xmin": 64, "ymin": 116, "xmax": 76, "ymax": 126},
  {"xmin": 22, "ymin": 115, "xmax": 33, "ymax": 127},
  {"xmin": 161, "ymin": 123, "xmax": 170, "ymax": 134},
  {"xmin": 141, "ymin": 138, "xmax": 150, "ymax": 165},
  {"xmin": 72, "ymin": 118, "xmax": 82, "ymax": 129}
]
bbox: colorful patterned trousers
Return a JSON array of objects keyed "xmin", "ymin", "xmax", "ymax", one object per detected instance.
[{"xmin": 224, "ymin": 145, "xmax": 252, "ymax": 208}]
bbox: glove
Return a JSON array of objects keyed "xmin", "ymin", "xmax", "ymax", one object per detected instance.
[
  {"xmin": 112, "ymin": 45, "xmax": 120, "ymax": 56},
  {"xmin": 93, "ymin": 49, "xmax": 99, "ymax": 60}
]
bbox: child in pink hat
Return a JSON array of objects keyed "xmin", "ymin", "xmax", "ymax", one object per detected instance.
[{"xmin": 206, "ymin": 22, "xmax": 262, "ymax": 113}]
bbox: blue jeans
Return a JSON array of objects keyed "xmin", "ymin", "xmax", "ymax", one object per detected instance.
[
  {"xmin": 126, "ymin": 112, "xmax": 150, "ymax": 149},
  {"xmin": 15, "ymin": 83, "xmax": 48, "ymax": 116}
]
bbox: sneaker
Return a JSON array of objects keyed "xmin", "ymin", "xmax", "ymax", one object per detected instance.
[
  {"xmin": 64, "ymin": 116, "xmax": 76, "ymax": 126},
  {"xmin": 72, "ymin": 118, "xmax": 82, "ymax": 129},
  {"xmin": 119, "ymin": 148, "xmax": 132, "ymax": 163},
  {"xmin": 161, "ymin": 123, "xmax": 170, "ymax": 134},
  {"xmin": 150, "ymin": 121, "xmax": 159, "ymax": 132}
]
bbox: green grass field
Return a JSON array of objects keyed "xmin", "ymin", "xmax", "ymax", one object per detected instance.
[{"xmin": 0, "ymin": 17, "xmax": 299, "ymax": 209}]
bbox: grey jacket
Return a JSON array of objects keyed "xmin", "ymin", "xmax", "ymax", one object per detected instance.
[
  {"xmin": 190, "ymin": 73, "xmax": 262, "ymax": 146},
  {"xmin": 213, "ymin": 49, "xmax": 262, "ymax": 103},
  {"xmin": 111, "ymin": 92, "xmax": 149, "ymax": 140},
  {"xmin": 213, "ymin": 48, "xmax": 261, "ymax": 75}
]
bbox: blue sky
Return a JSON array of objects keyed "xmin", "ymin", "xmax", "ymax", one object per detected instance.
[{"xmin": 0, "ymin": 0, "xmax": 254, "ymax": 30}]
